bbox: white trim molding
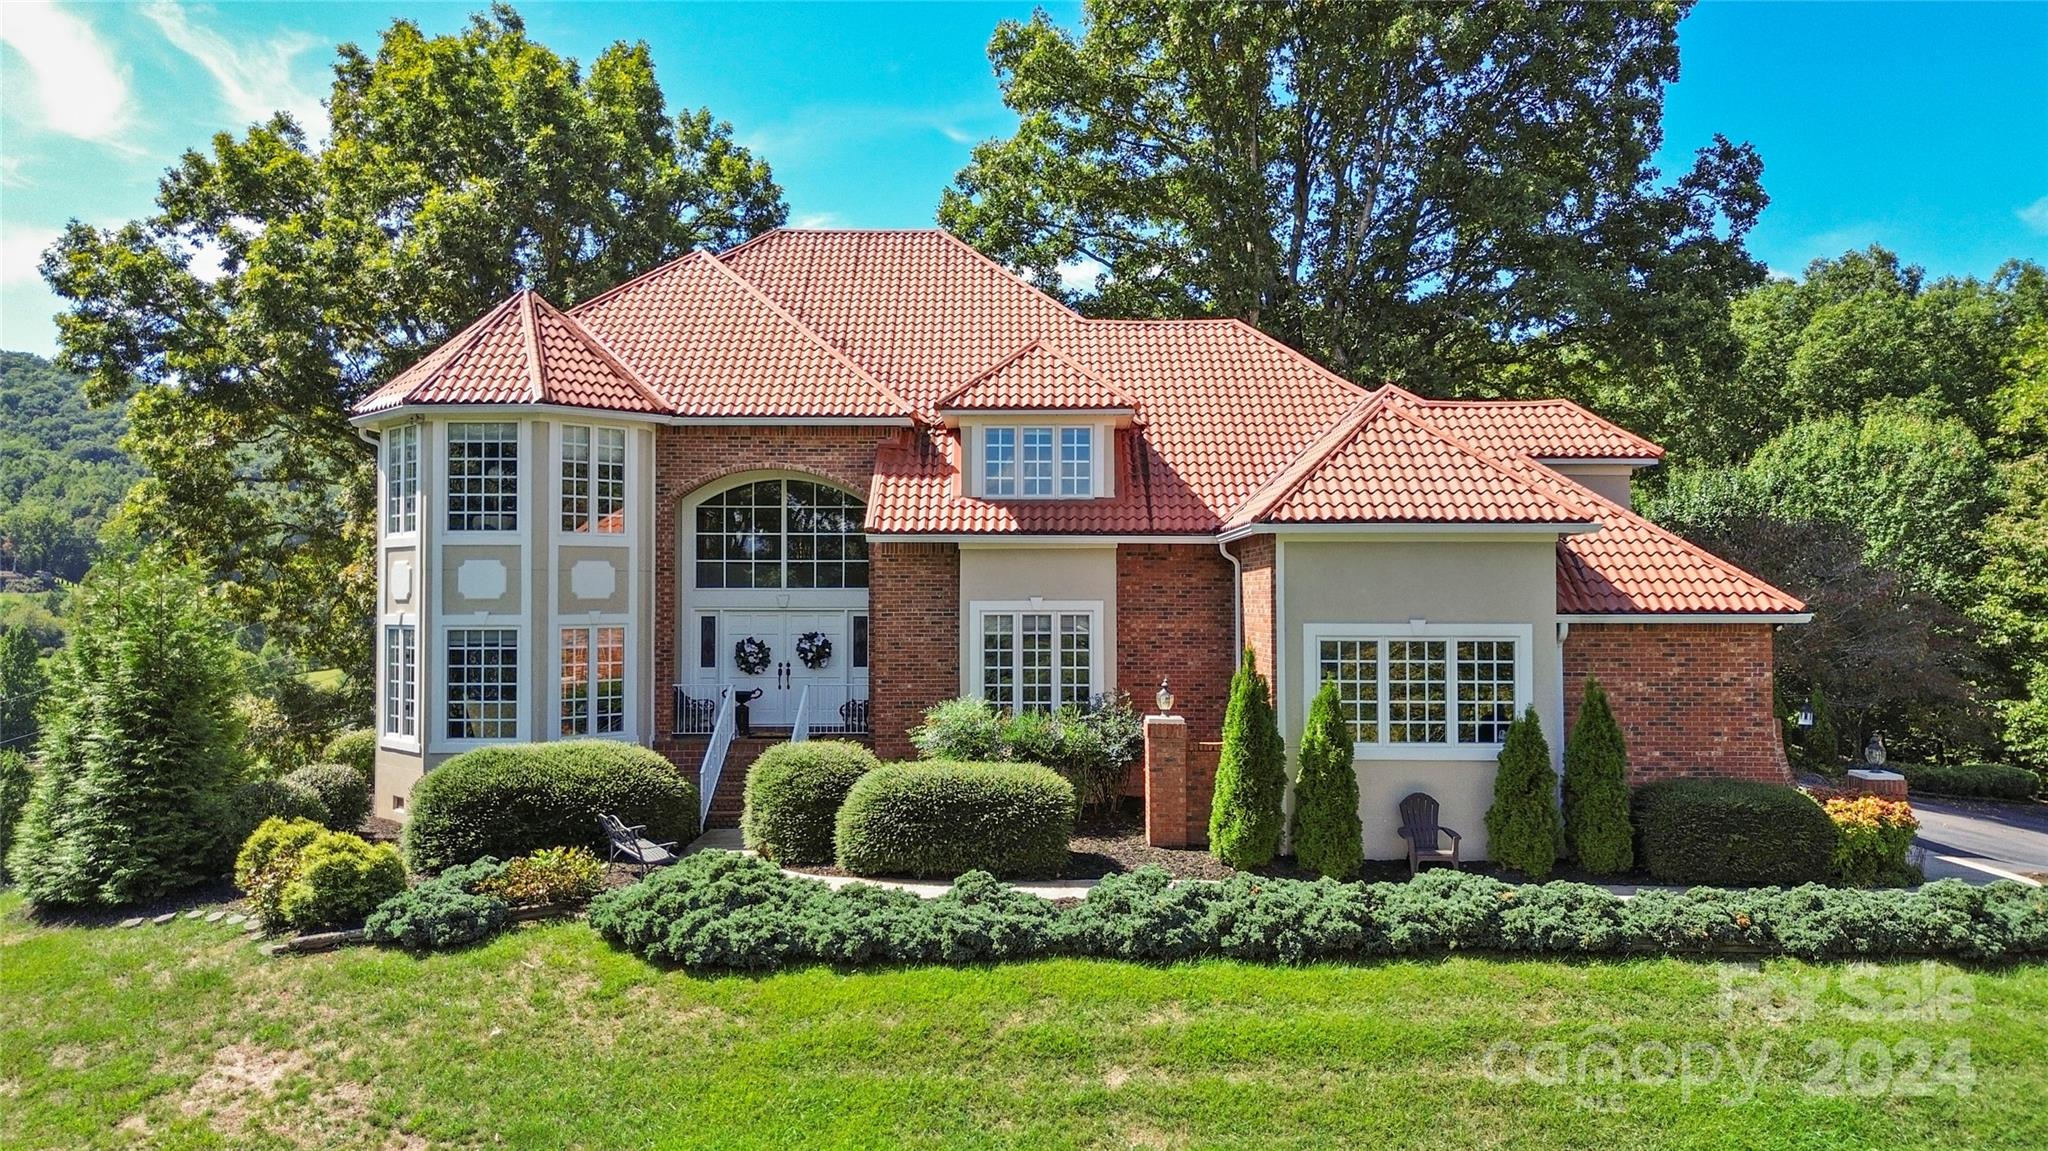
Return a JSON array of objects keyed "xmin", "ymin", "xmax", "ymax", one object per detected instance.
[
  {"xmin": 968, "ymin": 598, "xmax": 1105, "ymax": 712},
  {"xmin": 1300, "ymin": 620, "xmax": 1535, "ymax": 762}
]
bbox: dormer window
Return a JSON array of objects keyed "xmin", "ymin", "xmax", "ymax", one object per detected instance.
[{"xmin": 978, "ymin": 424, "xmax": 1098, "ymax": 499}]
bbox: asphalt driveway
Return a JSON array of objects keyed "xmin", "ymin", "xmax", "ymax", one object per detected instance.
[{"xmin": 1911, "ymin": 797, "xmax": 2048, "ymax": 885}]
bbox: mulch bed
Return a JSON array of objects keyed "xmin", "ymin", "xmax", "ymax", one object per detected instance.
[{"xmin": 17, "ymin": 877, "xmax": 248, "ymax": 929}]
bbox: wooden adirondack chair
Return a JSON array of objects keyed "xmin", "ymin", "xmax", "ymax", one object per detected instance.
[{"xmin": 1396, "ymin": 792, "xmax": 1462, "ymax": 875}]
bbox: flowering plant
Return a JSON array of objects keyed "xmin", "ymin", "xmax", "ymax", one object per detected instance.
[
  {"xmin": 795, "ymin": 630, "xmax": 832, "ymax": 669},
  {"xmin": 734, "ymin": 636, "xmax": 772, "ymax": 675}
]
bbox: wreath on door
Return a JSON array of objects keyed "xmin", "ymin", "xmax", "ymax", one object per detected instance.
[
  {"xmin": 733, "ymin": 636, "xmax": 772, "ymax": 676},
  {"xmin": 795, "ymin": 630, "xmax": 833, "ymax": 670}
]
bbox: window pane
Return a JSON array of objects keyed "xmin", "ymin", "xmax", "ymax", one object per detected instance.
[
  {"xmin": 851, "ymin": 614, "xmax": 869, "ymax": 669},
  {"xmin": 1021, "ymin": 427, "xmax": 1053, "ymax": 496},
  {"xmin": 1019, "ymin": 613, "xmax": 1053, "ymax": 712},
  {"xmin": 690, "ymin": 479, "xmax": 866, "ymax": 591},
  {"xmin": 560, "ymin": 425, "xmax": 592, "ymax": 533},
  {"xmin": 446, "ymin": 422, "xmax": 519, "ymax": 532},
  {"xmin": 984, "ymin": 428, "xmax": 1016, "ymax": 496},
  {"xmin": 383, "ymin": 624, "xmax": 416, "ymax": 737},
  {"xmin": 594, "ymin": 427, "xmax": 625, "ymax": 533},
  {"xmin": 1456, "ymin": 640, "xmax": 1516, "ymax": 744},
  {"xmin": 699, "ymin": 616, "xmax": 717, "ymax": 669},
  {"xmin": 595, "ymin": 626, "xmax": 625, "ymax": 735},
  {"xmin": 1058, "ymin": 613, "xmax": 1091, "ymax": 707},
  {"xmin": 1317, "ymin": 638, "xmax": 1378, "ymax": 745},
  {"xmin": 446, "ymin": 628, "xmax": 518, "ymax": 740},
  {"xmin": 981, "ymin": 614, "xmax": 1014, "ymax": 705},
  {"xmin": 384, "ymin": 425, "xmax": 418, "ymax": 534},
  {"xmin": 1387, "ymin": 639, "xmax": 1447, "ymax": 744},
  {"xmin": 559, "ymin": 628, "xmax": 590, "ymax": 736},
  {"xmin": 1059, "ymin": 427, "xmax": 1093, "ymax": 497}
]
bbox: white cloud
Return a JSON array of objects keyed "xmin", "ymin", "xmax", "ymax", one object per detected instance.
[
  {"xmin": 2019, "ymin": 196, "xmax": 2048, "ymax": 236},
  {"xmin": 141, "ymin": 2, "xmax": 325, "ymax": 137},
  {"xmin": 790, "ymin": 212, "xmax": 844, "ymax": 230},
  {"xmin": 1057, "ymin": 257, "xmax": 1106, "ymax": 293},
  {"xmin": 0, "ymin": 2, "xmax": 134, "ymax": 145},
  {"xmin": 1, "ymin": 224, "xmax": 62, "ymax": 287}
]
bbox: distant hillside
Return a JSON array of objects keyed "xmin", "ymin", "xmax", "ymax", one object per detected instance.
[{"xmin": 0, "ymin": 351, "xmax": 141, "ymax": 580}]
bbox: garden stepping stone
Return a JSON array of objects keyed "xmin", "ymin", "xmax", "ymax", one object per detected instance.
[
  {"xmin": 118, "ymin": 917, "xmax": 144, "ymax": 929},
  {"xmin": 184, "ymin": 909, "xmax": 207, "ymax": 919},
  {"xmin": 151, "ymin": 913, "xmax": 177, "ymax": 926},
  {"xmin": 204, "ymin": 911, "xmax": 226, "ymax": 924},
  {"xmin": 224, "ymin": 913, "xmax": 246, "ymax": 926}
]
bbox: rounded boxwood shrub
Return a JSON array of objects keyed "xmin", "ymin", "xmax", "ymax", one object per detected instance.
[
  {"xmin": 322, "ymin": 729, "xmax": 378, "ymax": 786},
  {"xmin": 277, "ymin": 832, "xmax": 407, "ymax": 930},
  {"xmin": 1895, "ymin": 761, "xmax": 2039, "ymax": 801},
  {"xmin": 1634, "ymin": 779, "xmax": 1838, "ymax": 886},
  {"xmin": 835, "ymin": 762, "xmax": 1075, "ymax": 878},
  {"xmin": 234, "ymin": 817, "xmax": 327, "ymax": 929},
  {"xmin": 285, "ymin": 761, "xmax": 371, "ymax": 832},
  {"xmin": 403, "ymin": 741, "xmax": 698, "ymax": 873},
  {"xmin": 742, "ymin": 740, "xmax": 880, "ymax": 864}
]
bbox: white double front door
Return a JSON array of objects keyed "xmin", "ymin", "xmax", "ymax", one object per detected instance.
[{"xmin": 703, "ymin": 610, "xmax": 865, "ymax": 729}]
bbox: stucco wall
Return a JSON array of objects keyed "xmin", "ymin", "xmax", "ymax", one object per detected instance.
[
  {"xmin": 1545, "ymin": 463, "xmax": 1636, "ymax": 508},
  {"xmin": 1277, "ymin": 535, "xmax": 1563, "ymax": 861},
  {"xmin": 956, "ymin": 545, "xmax": 1118, "ymax": 697}
]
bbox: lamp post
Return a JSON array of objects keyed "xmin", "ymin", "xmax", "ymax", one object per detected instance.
[{"xmin": 1155, "ymin": 678, "xmax": 1174, "ymax": 715}]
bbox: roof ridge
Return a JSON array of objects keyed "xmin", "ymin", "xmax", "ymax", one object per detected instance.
[
  {"xmin": 1218, "ymin": 317, "xmax": 1372, "ymax": 399},
  {"xmin": 566, "ymin": 247, "xmax": 709, "ymax": 318},
  {"xmin": 694, "ymin": 248, "xmax": 919, "ymax": 418},
  {"xmin": 1507, "ymin": 456, "xmax": 1805, "ymax": 610},
  {"xmin": 719, "ymin": 227, "xmax": 1088, "ymax": 326},
  {"xmin": 518, "ymin": 290, "xmax": 545, "ymax": 403},
  {"xmin": 1223, "ymin": 391, "xmax": 1386, "ymax": 528},
  {"xmin": 934, "ymin": 338, "xmax": 1142, "ymax": 413},
  {"xmin": 394, "ymin": 292, "xmax": 526, "ymax": 405},
  {"xmin": 1412, "ymin": 394, "xmax": 1664, "ymax": 459},
  {"xmin": 528, "ymin": 293, "xmax": 672, "ymax": 415},
  {"xmin": 1376, "ymin": 400, "xmax": 1599, "ymax": 522}
]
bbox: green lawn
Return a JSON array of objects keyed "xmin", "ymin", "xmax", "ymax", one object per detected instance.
[{"xmin": 3, "ymin": 891, "xmax": 2044, "ymax": 1150}]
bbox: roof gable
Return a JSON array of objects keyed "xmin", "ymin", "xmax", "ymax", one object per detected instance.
[
  {"xmin": 935, "ymin": 339, "xmax": 1139, "ymax": 415},
  {"xmin": 354, "ymin": 290, "xmax": 663, "ymax": 415},
  {"xmin": 1401, "ymin": 396, "xmax": 1664, "ymax": 461}
]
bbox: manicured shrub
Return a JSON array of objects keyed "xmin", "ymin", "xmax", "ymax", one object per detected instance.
[
  {"xmin": 285, "ymin": 761, "xmax": 371, "ymax": 832},
  {"xmin": 1484, "ymin": 708, "xmax": 1562, "ymax": 878},
  {"xmin": 403, "ymin": 741, "xmax": 697, "ymax": 873},
  {"xmin": 1209, "ymin": 648, "xmax": 1285, "ymax": 868},
  {"xmin": 1824, "ymin": 795, "xmax": 1920, "ymax": 887},
  {"xmin": 225, "ymin": 777, "xmax": 330, "ymax": 847},
  {"xmin": 742, "ymin": 740, "xmax": 880, "ymax": 864},
  {"xmin": 234, "ymin": 817, "xmax": 326, "ymax": 929},
  {"xmin": 909, "ymin": 696, "xmax": 1005, "ymax": 761},
  {"xmin": 277, "ymin": 833, "xmax": 406, "ymax": 930},
  {"xmin": 835, "ymin": 761, "xmax": 1075, "ymax": 878},
  {"xmin": 363, "ymin": 859, "xmax": 510, "ymax": 951},
  {"xmin": 1563, "ymin": 678, "xmax": 1632, "ymax": 875},
  {"xmin": 1290, "ymin": 680, "xmax": 1361, "ymax": 878},
  {"xmin": 1895, "ymin": 761, "xmax": 2040, "ymax": 801},
  {"xmin": 589, "ymin": 850, "xmax": 2048, "ymax": 970},
  {"xmin": 8, "ymin": 555, "xmax": 245, "ymax": 906},
  {"xmin": 0, "ymin": 750, "xmax": 32, "ymax": 883},
  {"xmin": 1634, "ymin": 779, "xmax": 1838, "ymax": 886},
  {"xmin": 322, "ymin": 729, "xmax": 378, "ymax": 786},
  {"xmin": 476, "ymin": 846, "xmax": 606, "ymax": 906}
]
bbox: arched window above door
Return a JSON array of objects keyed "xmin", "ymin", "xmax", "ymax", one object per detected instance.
[{"xmin": 693, "ymin": 478, "xmax": 868, "ymax": 589}]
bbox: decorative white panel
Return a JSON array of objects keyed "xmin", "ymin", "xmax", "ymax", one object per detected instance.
[
  {"xmin": 569, "ymin": 558, "xmax": 617, "ymax": 601},
  {"xmin": 456, "ymin": 558, "xmax": 508, "ymax": 601},
  {"xmin": 390, "ymin": 558, "xmax": 413, "ymax": 603}
]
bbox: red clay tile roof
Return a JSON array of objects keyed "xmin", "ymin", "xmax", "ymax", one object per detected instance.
[
  {"xmin": 354, "ymin": 291, "xmax": 663, "ymax": 415},
  {"xmin": 936, "ymin": 340, "xmax": 1139, "ymax": 414},
  {"xmin": 570, "ymin": 251, "xmax": 911, "ymax": 419},
  {"xmin": 1405, "ymin": 397, "xmax": 1665, "ymax": 460},
  {"xmin": 353, "ymin": 227, "xmax": 1793, "ymax": 615}
]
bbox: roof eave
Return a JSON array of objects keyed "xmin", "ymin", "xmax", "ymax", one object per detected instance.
[
  {"xmin": 1217, "ymin": 521, "xmax": 1601, "ymax": 543},
  {"xmin": 1558, "ymin": 612, "xmax": 1814, "ymax": 625}
]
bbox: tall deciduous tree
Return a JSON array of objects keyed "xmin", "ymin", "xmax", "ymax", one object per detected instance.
[
  {"xmin": 40, "ymin": 5, "xmax": 785, "ymax": 681},
  {"xmin": 1210, "ymin": 648, "xmax": 1285, "ymax": 868},
  {"xmin": 941, "ymin": 0, "xmax": 1765, "ymax": 396},
  {"xmin": 7, "ymin": 555, "xmax": 246, "ymax": 906}
]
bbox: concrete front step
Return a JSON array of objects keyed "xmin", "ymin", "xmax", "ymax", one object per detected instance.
[{"xmin": 656, "ymin": 732, "xmax": 874, "ymax": 830}]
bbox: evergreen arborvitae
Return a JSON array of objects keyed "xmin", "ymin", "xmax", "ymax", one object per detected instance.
[
  {"xmin": 1563, "ymin": 678, "xmax": 1633, "ymax": 875},
  {"xmin": 1483, "ymin": 707, "xmax": 1561, "ymax": 878},
  {"xmin": 1290, "ymin": 679, "xmax": 1362, "ymax": 878},
  {"xmin": 1210, "ymin": 648, "xmax": 1285, "ymax": 868},
  {"xmin": 7, "ymin": 555, "xmax": 246, "ymax": 906}
]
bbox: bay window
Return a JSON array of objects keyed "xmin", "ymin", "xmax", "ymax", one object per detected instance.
[
  {"xmin": 560, "ymin": 625, "xmax": 626, "ymax": 736},
  {"xmin": 383, "ymin": 423, "xmax": 419, "ymax": 535},
  {"xmin": 382, "ymin": 622, "xmax": 416, "ymax": 740},
  {"xmin": 447, "ymin": 422, "xmax": 519, "ymax": 532},
  {"xmin": 561, "ymin": 425, "xmax": 626, "ymax": 534},
  {"xmin": 445, "ymin": 628, "xmax": 519, "ymax": 740},
  {"xmin": 1307, "ymin": 625, "xmax": 1531, "ymax": 757}
]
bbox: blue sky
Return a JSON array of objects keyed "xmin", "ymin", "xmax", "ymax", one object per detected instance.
[{"xmin": 2, "ymin": 1, "xmax": 2043, "ymax": 358}]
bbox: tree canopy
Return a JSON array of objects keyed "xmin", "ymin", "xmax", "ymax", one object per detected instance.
[
  {"xmin": 0, "ymin": 352, "xmax": 138, "ymax": 580},
  {"xmin": 941, "ymin": 0, "xmax": 1766, "ymax": 396},
  {"xmin": 40, "ymin": 5, "xmax": 786, "ymax": 678}
]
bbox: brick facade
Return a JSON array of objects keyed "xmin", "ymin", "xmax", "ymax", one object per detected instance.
[
  {"xmin": 1231, "ymin": 535, "xmax": 1276, "ymax": 684},
  {"xmin": 650, "ymin": 424, "xmax": 900, "ymax": 739},
  {"xmin": 1117, "ymin": 543, "xmax": 1236, "ymax": 817},
  {"xmin": 1562, "ymin": 622, "xmax": 1792, "ymax": 785},
  {"xmin": 868, "ymin": 542, "xmax": 960, "ymax": 758}
]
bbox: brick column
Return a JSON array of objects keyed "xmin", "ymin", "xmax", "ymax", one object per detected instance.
[{"xmin": 1144, "ymin": 715, "xmax": 1190, "ymax": 847}]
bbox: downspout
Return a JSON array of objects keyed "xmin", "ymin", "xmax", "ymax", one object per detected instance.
[
  {"xmin": 1217, "ymin": 539, "xmax": 1242, "ymax": 656},
  {"xmin": 354, "ymin": 425, "xmax": 381, "ymax": 448}
]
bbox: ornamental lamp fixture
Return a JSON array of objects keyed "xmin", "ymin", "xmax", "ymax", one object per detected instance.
[
  {"xmin": 1796, "ymin": 706, "xmax": 1815, "ymax": 730},
  {"xmin": 1156, "ymin": 678, "xmax": 1175, "ymax": 714},
  {"xmin": 1864, "ymin": 734, "xmax": 1886, "ymax": 767}
]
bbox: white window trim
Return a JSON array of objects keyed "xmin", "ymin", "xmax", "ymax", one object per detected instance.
[
  {"xmin": 378, "ymin": 613, "xmax": 420, "ymax": 752},
  {"xmin": 383, "ymin": 423, "xmax": 421, "ymax": 542},
  {"xmin": 1300, "ymin": 621, "xmax": 1534, "ymax": 761},
  {"xmin": 970, "ymin": 599, "xmax": 1105, "ymax": 712},
  {"xmin": 969, "ymin": 422, "xmax": 1110, "ymax": 500},
  {"xmin": 442, "ymin": 420, "xmax": 526, "ymax": 541},
  {"xmin": 553, "ymin": 422, "xmax": 631, "ymax": 544},
  {"xmin": 556, "ymin": 623, "xmax": 633, "ymax": 742},
  {"xmin": 433, "ymin": 624, "xmax": 526, "ymax": 751}
]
